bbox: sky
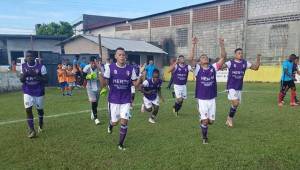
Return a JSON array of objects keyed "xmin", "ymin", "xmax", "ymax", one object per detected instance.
[{"xmin": 0, "ymin": 0, "xmax": 213, "ymax": 34}]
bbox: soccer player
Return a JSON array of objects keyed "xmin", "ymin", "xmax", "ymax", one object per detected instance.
[
  {"xmin": 140, "ymin": 69, "xmax": 164, "ymax": 124},
  {"xmin": 82, "ymin": 56, "xmax": 103, "ymax": 125},
  {"xmin": 57, "ymin": 64, "xmax": 68, "ymax": 96},
  {"xmin": 103, "ymin": 47, "xmax": 141, "ymax": 150},
  {"xmin": 20, "ymin": 51, "xmax": 47, "ymax": 138},
  {"xmin": 225, "ymin": 48, "xmax": 261, "ymax": 127},
  {"xmin": 168, "ymin": 55, "xmax": 193, "ymax": 116},
  {"xmin": 66, "ymin": 65, "xmax": 76, "ymax": 96},
  {"xmin": 190, "ymin": 37, "xmax": 226, "ymax": 144},
  {"xmin": 278, "ymin": 54, "xmax": 298, "ymax": 106}
]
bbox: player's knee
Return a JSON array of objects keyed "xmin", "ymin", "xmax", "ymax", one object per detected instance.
[
  {"xmin": 232, "ymin": 100, "xmax": 239, "ymax": 107},
  {"xmin": 145, "ymin": 107, "xmax": 152, "ymax": 112},
  {"xmin": 201, "ymin": 119, "xmax": 209, "ymax": 126},
  {"xmin": 120, "ymin": 118, "xmax": 128, "ymax": 125},
  {"xmin": 25, "ymin": 107, "xmax": 33, "ymax": 114},
  {"xmin": 111, "ymin": 122, "xmax": 118, "ymax": 126}
]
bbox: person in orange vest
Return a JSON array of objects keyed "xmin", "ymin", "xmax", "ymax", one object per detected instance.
[
  {"xmin": 66, "ymin": 65, "xmax": 76, "ymax": 96},
  {"xmin": 57, "ymin": 64, "xmax": 68, "ymax": 96}
]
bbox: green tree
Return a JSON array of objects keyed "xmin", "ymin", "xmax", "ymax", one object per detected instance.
[{"xmin": 36, "ymin": 21, "xmax": 73, "ymax": 37}]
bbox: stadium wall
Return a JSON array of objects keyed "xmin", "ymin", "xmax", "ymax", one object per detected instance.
[{"xmin": 0, "ymin": 72, "xmax": 22, "ymax": 92}]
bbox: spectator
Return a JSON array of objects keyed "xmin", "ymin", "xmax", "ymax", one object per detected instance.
[{"xmin": 145, "ymin": 60, "xmax": 157, "ymax": 79}]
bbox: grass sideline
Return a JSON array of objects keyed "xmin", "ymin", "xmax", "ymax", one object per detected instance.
[{"xmin": 0, "ymin": 83, "xmax": 299, "ymax": 169}]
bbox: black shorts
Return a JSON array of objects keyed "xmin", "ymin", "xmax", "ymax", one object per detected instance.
[{"xmin": 281, "ymin": 80, "xmax": 295, "ymax": 91}]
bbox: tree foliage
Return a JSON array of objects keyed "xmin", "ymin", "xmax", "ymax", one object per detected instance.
[{"xmin": 36, "ymin": 21, "xmax": 73, "ymax": 37}]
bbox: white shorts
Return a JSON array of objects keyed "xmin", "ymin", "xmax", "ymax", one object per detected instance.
[
  {"xmin": 174, "ymin": 84, "xmax": 187, "ymax": 99},
  {"xmin": 109, "ymin": 103, "xmax": 131, "ymax": 123},
  {"xmin": 87, "ymin": 90, "xmax": 100, "ymax": 102},
  {"xmin": 131, "ymin": 86, "xmax": 135, "ymax": 94},
  {"xmin": 143, "ymin": 96, "xmax": 159, "ymax": 109},
  {"xmin": 24, "ymin": 94, "xmax": 44, "ymax": 109},
  {"xmin": 68, "ymin": 82, "xmax": 76, "ymax": 87},
  {"xmin": 227, "ymin": 89, "xmax": 242, "ymax": 102},
  {"xmin": 198, "ymin": 98, "xmax": 216, "ymax": 121}
]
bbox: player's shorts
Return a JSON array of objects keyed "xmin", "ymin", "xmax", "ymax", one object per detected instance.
[
  {"xmin": 59, "ymin": 82, "xmax": 68, "ymax": 89},
  {"xmin": 24, "ymin": 94, "xmax": 44, "ymax": 109},
  {"xmin": 108, "ymin": 103, "xmax": 131, "ymax": 123},
  {"xmin": 227, "ymin": 89, "xmax": 242, "ymax": 102},
  {"xmin": 87, "ymin": 89, "xmax": 100, "ymax": 102},
  {"xmin": 131, "ymin": 86, "xmax": 135, "ymax": 94},
  {"xmin": 280, "ymin": 80, "xmax": 295, "ymax": 91},
  {"xmin": 143, "ymin": 96, "xmax": 159, "ymax": 109},
  {"xmin": 174, "ymin": 84, "xmax": 187, "ymax": 99},
  {"xmin": 198, "ymin": 98, "xmax": 216, "ymax": 121},
  {"xmin": 68, "ymin": 82, "xmax": 76, "ymax": 87}
]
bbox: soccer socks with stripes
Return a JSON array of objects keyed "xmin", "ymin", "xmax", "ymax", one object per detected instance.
[
  {"xmin": 228, "ymin": 106, "xmax": 237, "ymax": 118},
  {"xmin": 119, "ymin": 124, "xmax": 128, "ymax": 146},
  {"xmin": 37, "ymin": 109, "xmax": 44, "ymax": 129},
  {"xmin": 91, "ymin": 102, "xmax": 98, "ymax": 119},
  {"xmin": 278, "ymin": 91, "xmax": 286, "ymax": 103},
  {"xmin": 200, "ymin": 124, "xmax": 208, "ymax": 139}
]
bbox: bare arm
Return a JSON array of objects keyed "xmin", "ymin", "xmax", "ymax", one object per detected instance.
[
  {"xmin": 168, "ymin": 60, "xmax": 177, "ymax": 73},
  {"xmin": 216, "ymin": 38, "xmax": 227, "ymax": 67},
  {"xmin": 250, "ymin": 54, "xmax": 261, "ymax": 71},
  {"xmin": 189, "ymin": 37, "xmax": 198, "ymax": 68}
]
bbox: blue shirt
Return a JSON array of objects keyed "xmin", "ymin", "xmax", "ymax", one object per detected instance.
[
  {"xmin": 145, "ymin": 64, "xmax": 156, "ymax": 79},
  {"xmin": 281, "ymin": 60, "xmax": 294, "ymax": 81}
]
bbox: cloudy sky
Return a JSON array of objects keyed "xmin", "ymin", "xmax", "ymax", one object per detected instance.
[{"xmin": 0, "ymin": 0, "xmax": 213, "ymax": 34}]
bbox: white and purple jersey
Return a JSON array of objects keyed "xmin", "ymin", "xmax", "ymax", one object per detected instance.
[
  {"xmin": 225, "ymin": 59, "xmax": 251, "ymax": 90},
  {"xmin": 104, "ymin": 63, "xmax": 137, "ymax": 104},
  {"xmin": 21, "ymin": 62, "xmax": 47, "ymax": 97},
  {"xmin": 172, "ymin": 64, "xmax": 192, "ymax": 85},
  {"xmin": 142, "ymin": 78, "xmax": 162, "ymax": 100},
  {"xmin": 194, "ymin": 63, "xmax": 220, "ymax": 100}
]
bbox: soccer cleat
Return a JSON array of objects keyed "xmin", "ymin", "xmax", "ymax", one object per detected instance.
[
  {"xmin": 90, "ymin": 111, "xmax": 94, "ymax": 120},
  {"xmin": 290, "ymin": 102, "xmax": 299, "ymax": 107},
  {"xmin": 148, "ymin": 118, "xmax": 156, "ymax": 124},
  {"xmin": 141, "ymin": 104, "xmax": 145, "ymax": 113},
  {"xmin": 94, "ymin": 119, "xmax": 100, "ymax": 125},
  {"xmin": 38, "ymin": 126, "xmax": 43, "ymax": 133},
  {"xmin": 28, "ymin": 129, "xmax": 36, "ymax": 138},
  {"xmin": 118, "ymin": 144, "xmax": 126, "ymax": 151},
  {"xmin": 202, "ymin": 138, "xmax": 208, "ymax": 144},
  {"xmin": 226, "ymin": 117, "xmax": 233, "ymax": 128},
  {"xmin": 107, "ymin": 126, "xmax": 112, "ymax": 134}
]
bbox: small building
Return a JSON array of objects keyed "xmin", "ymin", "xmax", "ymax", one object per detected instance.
[
  {"xmin": 0, "ymin": 34, "xmax": 66, "ymax": 65},
  {"xmin": 60, "ymin": 34, "xmax": 167, "ymax": 67}
]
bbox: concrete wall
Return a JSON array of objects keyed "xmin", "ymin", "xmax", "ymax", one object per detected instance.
[
  {"xmin": 0, "ymin": 72, "xmax": 22, "ymax": 92},
  {"xmin": 64, "ymin": 37, "xmax": 99, "ymax": 54}
]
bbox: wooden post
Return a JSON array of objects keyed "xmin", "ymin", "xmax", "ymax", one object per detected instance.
[{"xmin": 98, "ymin": 34, "xmax": 103, "ymax": 61}]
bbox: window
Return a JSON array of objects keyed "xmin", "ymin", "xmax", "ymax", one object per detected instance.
[
  {"xmin": 269, "ymin": 24, "xmax": 289, "ymax": 49},
  {"xmin": 176, "ymin": 28, "xmax": 188, "ymax": 47}
]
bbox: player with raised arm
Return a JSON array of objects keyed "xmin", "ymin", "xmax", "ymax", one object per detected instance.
[
  {"xmin": 190, "ymin": 37, "xmax": 226, "ymax": 144},
  {"xmin": 168, "ymin": 54, "xmax": 193, "ymax": 116},
  {"xmin": 103, "ymin": 47, "xmax": 142, "ymax": 150},
  {"xmin": 20, "ymin": 51, "xmax": 47, "ymax": 138},
  {"xmin": 225, "ymin": 49, "xmax": 261, "ymax": 127}
]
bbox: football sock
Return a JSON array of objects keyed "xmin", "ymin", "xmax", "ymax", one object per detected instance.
[
  {"xmin": 151, "ymin": 105, "xmax": 159, "ymax": 118},
  {"xmin": 91, "ymin": 102, "xmax": 98, "ymax": 119},
  {"xmin": 229, "ymin": 106, "xmax": 237, "ymax": 118},
  {"xmin": 278, "ymin": 91, "xmax": 285, "ymax": 103},
  {"xmin": 26, "ymin": 109, "xmax": 34, "ymax": 130},
  {"xmin": 119, "ymin": 124, "xmax": 128, "ymax": 146},
  {"xmin": 37, "ymin": 109, "xmax": 44, "ymax": 129},
  {"xmin": 291, "ymin": 90, "xmax": 296, "ymax": 103},
  {"xmin": 200, "ymin": 124, "xmax": 208, "ymax": 139},
  {"xmin": 108, "ymin": 121, "xmax": 113, "ymax": 131}
]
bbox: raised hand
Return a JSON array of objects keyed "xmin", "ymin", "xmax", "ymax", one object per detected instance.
[
  {"xmin": 219, "ymin": 37, "xmax": 225, "ymax": 47},
  {"xmin": 192, "ymin": 37, "xmax": 198, "ymax": 45}
]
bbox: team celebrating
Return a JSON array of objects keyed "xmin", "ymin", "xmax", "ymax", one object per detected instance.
[{"xmin": 20, "ymin": 36, "xmax": 300, "ymax": 149}]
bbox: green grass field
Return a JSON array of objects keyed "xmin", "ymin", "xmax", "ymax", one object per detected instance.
[{"xmin": 0, "ymin": 82, "xmax": 299, "ymax": 170}]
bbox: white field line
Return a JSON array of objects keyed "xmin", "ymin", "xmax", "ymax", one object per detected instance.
[{"xmin": 0, "ymin": 90, "xmax": 277, "ymax": 126}]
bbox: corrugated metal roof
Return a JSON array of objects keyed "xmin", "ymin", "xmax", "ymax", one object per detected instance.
[{"xmin": 82, "ymin": 35, "xmax": 167, "ymax": 54}]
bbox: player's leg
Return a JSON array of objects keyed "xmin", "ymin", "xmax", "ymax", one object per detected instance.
[
  {"xmin": 24, "ymin": 94, "xmax": 36, "ymax": 138},
  {"xmin": 118, "ymin": 104, "xmax": 131, "ymax": 150},
  {"xmin": 131, "ymin": 86, "xmax": 135, "ymax": 109},
  {"xmin": 289, "ymin": 81, "xmax": 298, "ymax": 106},
  {"xmin": 173, "ymin": 85, "xmax": 185, "ymax": 115},
  {"xmin": 87, "ymin": 90, "xmax": 100, "ymax": 125},
  {"xmin": 198, "ymin": 99, "xmax": 209, "ymax": 144},
  {"xmin": 226, "ymin": 89, "xmax": 240, "ymax": 127},
  {"xmin": 278, "ymin": 81, "xmax": 289, "ymax": 106},
  {"xmin": 60, "ymin": 82, "xmax": 65, "ymax": 96},
  {"xmin": 35, "ymin": 96, "xmax": 45, "ymax": 132},
  {"xmin": 149, "ymin": 96, "xmax": 160, "ymax": 123},
  {"xmin": 107, "ymin": 103, "xmax": 119, "ymax": 134}
]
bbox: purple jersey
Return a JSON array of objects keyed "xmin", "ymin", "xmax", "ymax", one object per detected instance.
[
  {"xmin": 105, "ymin": 63, "xmax": 137, "ymax": 104},
  {"xmin": 226, "ymin": 60, "xmax": 248, "ymax": 90},
  {"xmin": 21, "ymin": 63, "xmax": 46, "ymax": 97},
  {"xmin": 173, "ymin": 64, "xmax": 190, "ymax": 85},
  {"xmin": 142, "ymin": 78, "xmax": 162, "ymax": 100},
  {"xmin": 132, "ymin": 64, "xmax": 140, "ymax": 77},
  {"xmin": 195, "ymin": 64, "xmax": 217, "ymax": 100}
]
